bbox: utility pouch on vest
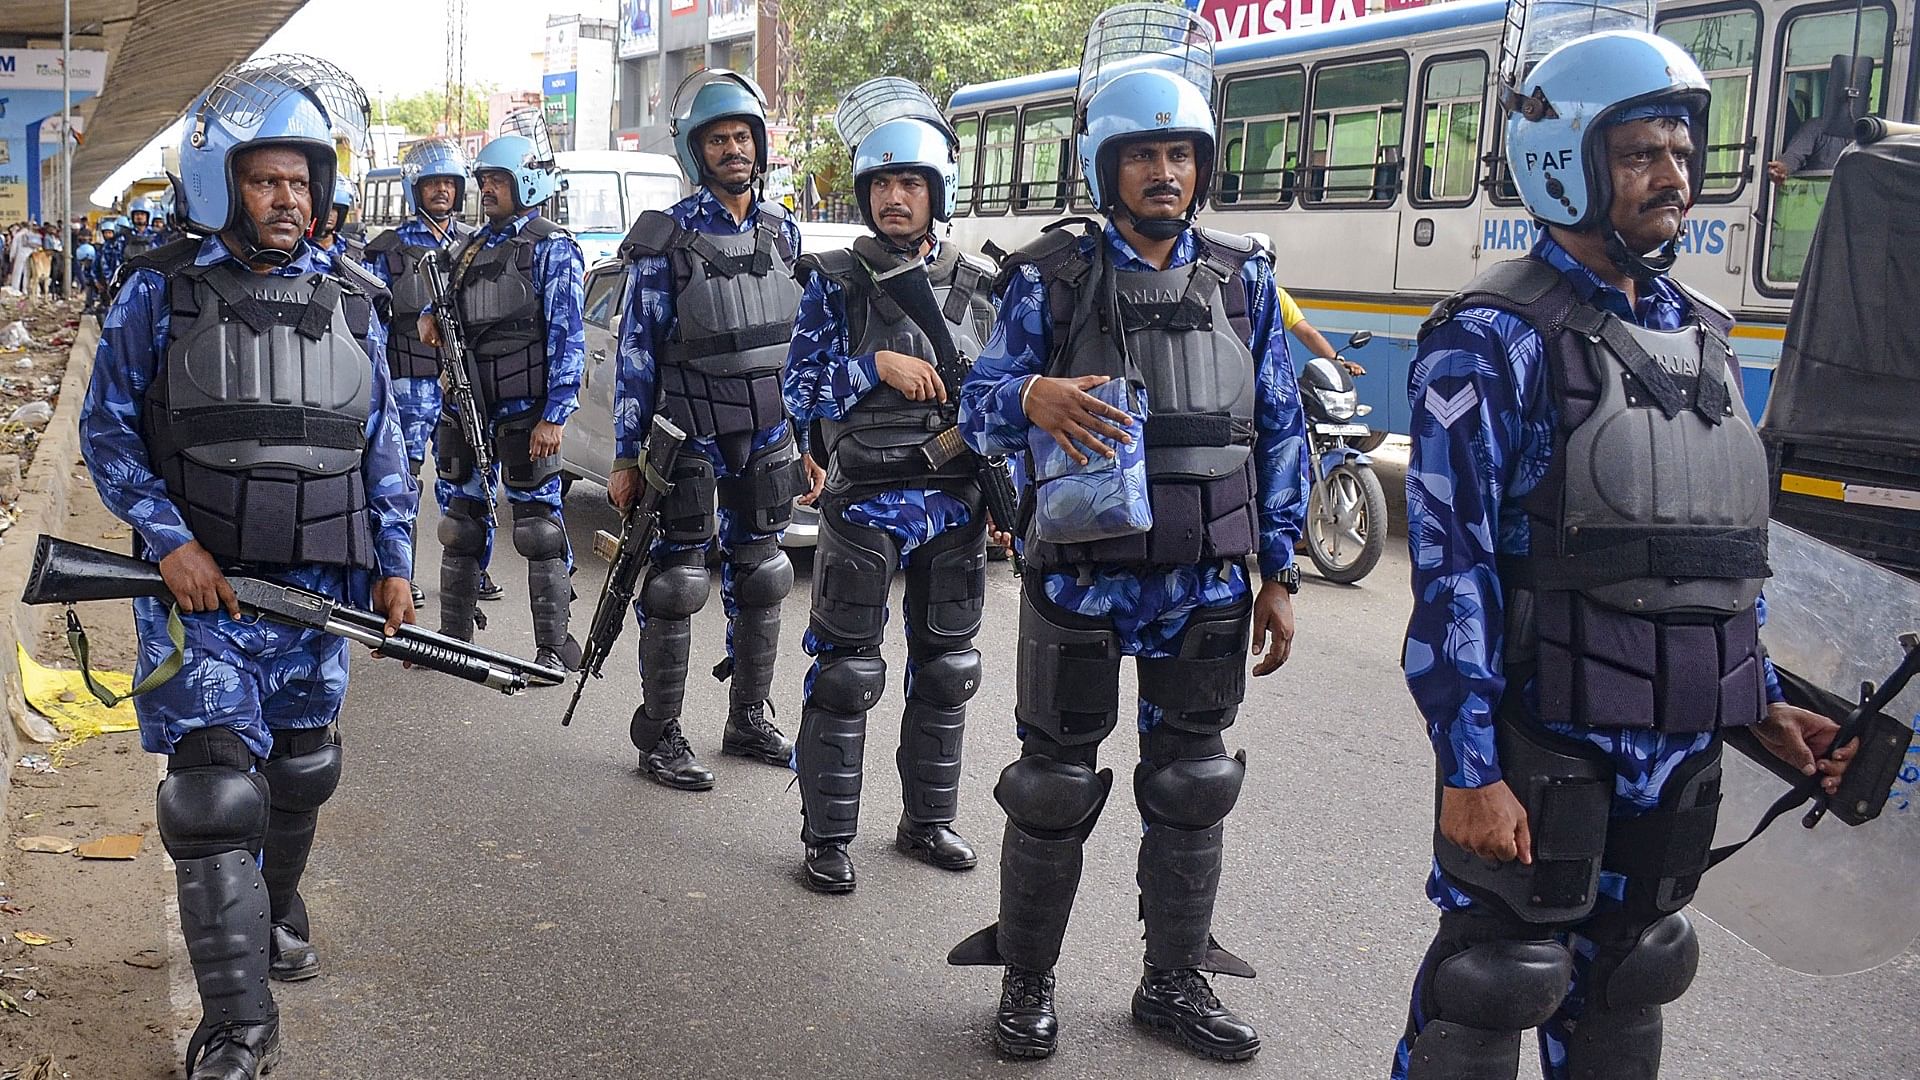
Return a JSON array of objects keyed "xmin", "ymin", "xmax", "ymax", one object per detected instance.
[
  {"xmin": 1027, "ymin": 379, "xmax": 1152, "ymax": 545},
  {"xmin": 495, "ymin": 409, "xmax": 562, "ymax": 491},
  {"xmin": 1434, "ymin": 718, "xmax": 1613, "ymax": 926}
]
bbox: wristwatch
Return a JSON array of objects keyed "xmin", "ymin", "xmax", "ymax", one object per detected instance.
[{"xmin": 1266, "ymin": 566, "xmax": 1302, "ymax": 594}]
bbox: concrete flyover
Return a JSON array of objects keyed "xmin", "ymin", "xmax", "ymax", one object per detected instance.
[{"xmin": 5, "ymin": 0, "xmax": 309, "ymax": 200}]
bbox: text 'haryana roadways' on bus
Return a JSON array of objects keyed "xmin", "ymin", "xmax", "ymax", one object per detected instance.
[{"xmin": 945, "ymin": 0, "xmax": 1917, "ymax": 434}]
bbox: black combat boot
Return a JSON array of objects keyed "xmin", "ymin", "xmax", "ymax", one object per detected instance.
[
  {"xmin": 802, "ymin": 839, "xmax": 855, "ymax": 894},
  {"xmin": 1131, "ymin": 964, "xmax": 1261, "ymax": 1061},
  {"xmin": 721, "ymin": 700, "xmax": 793, "ymax": 765},
  {"xmin": 636, "ymin": 713, "xmax": 715, "ymax": 791},
  {"xmin": 896, "ymin": 815, "xmax": 977, "ymax": 871},
  {"xmin": 996, "ymin": 966, "xmax": 1058, "ymax": 1058},
  {"xmin": 477, "ymin": 570, "xmax": 504, "ymax": 601},
  {"xmin": 268, "ymin": 923, "xmax": 318, "ymax": 982}
]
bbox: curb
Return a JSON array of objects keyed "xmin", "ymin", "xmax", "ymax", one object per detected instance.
[{"xmin": 0, "ymin": 315, "xmax": 100, "ymax": 834}]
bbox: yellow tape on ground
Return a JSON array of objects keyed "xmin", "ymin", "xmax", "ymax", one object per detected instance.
[{"xmin": 16, "ymin": 645, "xmax": 139, "ymax": 748}]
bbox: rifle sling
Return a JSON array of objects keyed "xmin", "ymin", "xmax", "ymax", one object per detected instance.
[
  {"xmin": 859, "ymin": 246, "xmax": 966, "ymax": 393},
  {"xmin": 65, "ymin": 604, "xmax": 186, "ymax": 708}
]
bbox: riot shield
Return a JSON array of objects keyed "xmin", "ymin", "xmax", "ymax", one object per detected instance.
[{"xmin": 1692, "ymin": 523, "xmax": 1920, "ymax": 975}]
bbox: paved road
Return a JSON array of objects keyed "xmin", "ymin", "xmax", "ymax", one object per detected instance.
[{"xmin": 273, "ymin": 482, "xmax": 1913, "ymax": 1079}]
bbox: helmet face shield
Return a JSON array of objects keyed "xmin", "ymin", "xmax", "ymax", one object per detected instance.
[
  {"xmin": 399, "ymin": 137, "xmax": 471, "ymax": 216},
  {"xmin": 838, "ymin": 78, "xmax": 960, "ymax": 229},
  {"xmin": 1075, "ymin": 3, "xmax": 1218, "ymax": 216}
]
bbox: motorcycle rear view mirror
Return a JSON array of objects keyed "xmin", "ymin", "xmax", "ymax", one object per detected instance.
[{"xmin": 1346, "ymin": 330, "xmax": 1373, "ymax": 349}]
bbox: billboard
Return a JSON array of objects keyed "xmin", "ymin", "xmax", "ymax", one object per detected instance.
[
  {"xmin": 709, "ymin": 0, "xmax": 755, "ymax": 40},
  {"xmin": 619, "ymin": 0, "xmax": 660, "ymax": 57},
  {"xmin": 1197, "ymin": 0, "xmax": 1369, "ymax": 41},
  {"xmin": 0, "ymin": 50, "xmax": 106, "ymax": 222}
]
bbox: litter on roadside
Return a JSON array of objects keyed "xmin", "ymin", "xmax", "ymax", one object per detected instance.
[
  {"xmin": 11, "ymin": 837, "xmax": 73, "ymax": 855},
  {"xmin": 74, "ymin": 835, "xmax": 142, "ymax": 861}
]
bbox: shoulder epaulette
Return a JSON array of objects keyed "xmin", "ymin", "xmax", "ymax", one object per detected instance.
[
  {"xmin": 619, "ymin": 210, "xmax": 682, "ymax": 264},
  {"xmin": 364, "ymin": 229, "xmax": 404, "ymax": 255}
]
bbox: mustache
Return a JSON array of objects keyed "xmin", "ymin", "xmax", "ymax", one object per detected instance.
[
  {"xmin": 719, "ymin": 153, "xmax": 752, "ymax": 168},
  {"xmin": 1640, "ymin": 191, "xmax": 1686, "ymax": 212},
  {"xmin": 879, "ymin": 207, "xmax": 912, "ymax": 219},
  {"xmin": 1145, "ymin": 182, "xmax": 1183, "ymax": 199},
  {"xmin": 263, "ymin": 210, "xmax": 304, "ymax": 228}
]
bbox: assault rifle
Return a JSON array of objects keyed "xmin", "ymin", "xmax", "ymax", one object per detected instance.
[
  {"xmin": 23, "ymin": 537, "xmax": 566, "ymax": 694},
  {"xmin": 560, "ymin": 415, "xmax": 688, "ymax": 727},
  {"xmin": 419, "ymin": 246, "xmax": 496, "ymax": 527}
]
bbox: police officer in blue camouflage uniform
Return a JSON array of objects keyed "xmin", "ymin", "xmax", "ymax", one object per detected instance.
[
  {"xmin": 783, "ymin": 78, "xmax": 994, "ymax": 892},
  {"xmin": 94, "ymin": 216, "xmax": 124, "ymax": 293},
  {"xmin": 1390, "ymin": 27, "xmax": 1847, "ymax": 1080},
  {"xmin": 947, "ymin": 4, "xmax": 1307, "ymax": 1061},
  {"xmin": 608, "ymin": 69, "xmax": 811, "ymax": 789},
  {"xmin": 364, "ymin": 137, "xmax": 479, "ymax": 608},
  {"xmin": 77, "ymin": 59, "xmax": 417, "ymax": 1080},
  {"xmin": 312, "ymin": 175, "xmax": 363, "ymax": 264},
  {"xmin": 418, "ymin": 121, "xmax": 587, "ymax": 671},
  {"xmin": 121, "ymin": 196, "xmax": 162, "ymax": 262}
]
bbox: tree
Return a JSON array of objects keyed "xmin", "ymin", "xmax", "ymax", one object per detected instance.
[
  {"xmin": 375, "ymin": 85, "xmax": 496, "ymax": 136},
  {"xmin": 779, "ymin": 0, "xmax": 1109, "ymax": 189}
]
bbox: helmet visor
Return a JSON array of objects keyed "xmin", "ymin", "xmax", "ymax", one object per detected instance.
[
  {"xmin": 226, "ymin": 54, "xmax": 372, "ymax": 159},
  {"xmin": 835, "ymin": 77, "xmax": 953, "ymax": 154},
  {"xmin": 670, "ymin": 68, "xmax": 768, "ymax": 127},
  {"xmin": 1078, "ymin": 3, "xmax": 1216, "ymax": 110},
  {"xmin": 498, "ymin": 107, "xmax": 559, "ymax": 165}
]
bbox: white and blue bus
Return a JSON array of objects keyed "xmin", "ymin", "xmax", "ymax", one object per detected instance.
[
  {"xmin": 946, "ymin": 0, "xmax": 1917, "ymax": 432},
  {"xmin": 360, "ymin": 149, "xmax": 686, "ymax": 265}
]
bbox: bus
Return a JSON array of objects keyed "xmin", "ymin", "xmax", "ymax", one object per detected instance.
[
  {"xmin": 945, "ymin": 0, "xmax": 1917, "ymax": 433},
  {"xmin": 360, "ymin": 149, "xmax": 686, "ymax": 265}
]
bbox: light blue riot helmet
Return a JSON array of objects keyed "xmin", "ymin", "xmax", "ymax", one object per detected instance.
[
  {"xmin": 1075, "ymin": 3, "xmax": 1218, "ymax": 238},
  {"xmin": 668, "ymin": 68, "xmax": 770, "ymax": 189},
  {"xmin": 399, "ymin": 137, "xmax": 470, "ymax": 216},
  {"xmin": 473, "ymin": 134, "xmax": 558, "ymax": 212},
  {"xmin": 1503, "ymin": 30, "xmax": 1709, "ymax": 231},
  {"xmin": 99, "ymin": 217, "xmax": 122, "ymax": 235},
  {"xmin": 177, "ymin": 58, "xmax": 339, "ymax": 265},
  {"xmin": 836, "ymin": 77, "xmax": 959, "ymax": 236},
  {"xmin": 332, "ymin": 175, "xmax": 356, "ymax": 210},
  {"xmin": 128, "ymin": 196, "xmax": 159, "ymax": 228}
]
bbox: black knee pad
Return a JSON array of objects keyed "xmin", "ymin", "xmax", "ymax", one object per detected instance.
[
  {"xmin": 994, "ymin": 755, "xmax": 1112, "ymax": 839},
  {"xmin": 263, "ymin": 728, "xmax": 343, "ymax": 814},
  {"xmin": 438, "ymin": 498, "xmax": 489, "ymax": 556},
  {"xmin": 1593, "ymin": 912, "xmax": 1699, "ymax": 1010},
  {"xmin": 1134, "ymin": 749, "xmax": 1246, "ymax": 829},
  {"xmin": 731, "ymin": 545, "xmax": 793, "ymax": 608},
  {"xmin": 910, "ymin": 649, "xmax": 980, "ymax": 708},
  {"xmin": 510, "ymin": 502, "xmax": 567, "ymax": 560},
  {"xmin": 157, "ymin": 766, "xmax": 270, "ymax": 861},
  {"xmin": 497, "ymin": 409, "xmax": 563, "ymax": 491},
  {"xmin": 640, "ymin": 561, "xmax": 710, "ymax": 620},
  {"xmin": 1427, "ymin": 936, "xmax": 1573, "ymax": 1032},
  {"xmin": 811, "ymin": 653, "xmax": 886, "ymax": 715}
]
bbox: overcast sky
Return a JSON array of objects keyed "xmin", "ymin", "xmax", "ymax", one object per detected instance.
[{"xmin": 90, "ymin": 0, "xmax": 617, "ymax": 205}]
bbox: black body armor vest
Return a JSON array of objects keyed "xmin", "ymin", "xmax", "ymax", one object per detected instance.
[
  {"xmin": 619, "ymin": 202, "xmax": 799, "ymax": 439},
  {"xmin": 366, "ymin": 222, "xmax": 468, "ymax": 380},
  {"xmin": 1007, "ymin": 223, "xmax": 1260, "ymax": 570},
  {"xmin": 799, "ymin": 241, "xmax": 994, "ymax": 493},
  {"xmin": 136, "ymin": 240, "xmax": 386, "ymax": 569},
  {"xmin": 451, "ymin": 216, "xmax": 567, "ymax": 403},
  {"xmin": 1422, "ymin": 257, "xmax": 1771, "ymax": 733}
]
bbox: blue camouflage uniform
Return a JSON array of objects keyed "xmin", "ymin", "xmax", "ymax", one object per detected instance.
[
  {"xmin": 615, "ymin": 187, "xmax": 803, "ymax": 653},
  {"xmin": 784, "ymin": 239, "xmax": 975, "ymax": 685},
  {"xmin": 436, "ymin": 207, "xmax": 587, "ymax": 528},
  {"xmin": 1391, "ymin": 234, "xmax": 1786, "ymax": 1080},
  {"xmin": 94, "ymin": 234, "xmax": 124, "ymax": 288},
  {"xmin": 78, "ymin": 236, "xmax": 418, "ymax": 761},
  {"xmin": 958, "ymin": 223, "xmax": 1308, "ymax": 730},
  {"xmin": 363, "ymin": 218, "xmax": 467, "ymax": 468}
]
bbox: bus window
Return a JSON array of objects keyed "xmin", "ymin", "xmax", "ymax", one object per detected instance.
[
  {"xmin": 1218, "ymin": 69, "xmax": 1304, "ymax": 207},
  {"xmin": 556, "ymin": 171, "xmax": 626, "ymax": 233},
  {"xmin": 951, "ymin": 115, "xmax": 979, "ymax": 215},
  {"xmin": 1764, "ymin": 5, "xmax": 1890, "ymax": 286},
  {"xmin": 1306, "ymin": 56, "xmax": 1409, "ymax": 205},
  {"xmin": 979, "ymin": 109, "xmax": 1018, "ymax": 215},
  {"xmin": 1413, "ymin": 54, "xmax": 1487, "ymax": 205},
  {"xmin": 1016, "ymin": 103, "xmax": 1075, "ymax": 212},
  {"xmin": 1659, "ymin": 10, "xmax": 1761, "ymax": 197},
  {"xmin": 624, "ymin": 171, "xmax": 681, "ymax": 218}
]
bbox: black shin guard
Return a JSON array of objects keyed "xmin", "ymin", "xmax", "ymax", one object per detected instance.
[
  {"xmin": 726, "ymin": 543, "xmax": 791, "ymax": 707},
  {"xmin": 898, "ymin": 648, "xmax": 978, "ymax": 825},
  {"xmin": 1559, "ymin": 912, "xmax": 1698, "ymax": 1080},
  {"xmin": 797, "ymin": 653, "xmax": 884, "ymax": 842},
  {"xmin": 988, "ymin": 749, "xmax": 1113, "ymax": 971},
  {"xmin": 637, "ymin": 556, "xmax": 708, "ymax": 735},
  {"xmin": 260, "ymin": 727, "xmax": 342, "ymax": 935},
  {"xmin": 513, "ymin": 503, "xmax": 572, "ymax": 650},
  {"xmin": 177, "ymin": 851, "xmax": 277, "ymax": 1057},
  {"xmin": 1139, "ymin": 822, "xmax": 1225, "ymax": 969}
]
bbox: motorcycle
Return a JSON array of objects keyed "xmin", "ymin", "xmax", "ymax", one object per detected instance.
[{"xmin": 1299, "ymin": 330, "xmax": 1387, "ymax": 584}]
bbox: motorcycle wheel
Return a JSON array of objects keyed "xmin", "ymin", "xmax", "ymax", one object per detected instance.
[{"xmin": 1306, "ymin": 461, "xmax": 1387, "ymax": 584}]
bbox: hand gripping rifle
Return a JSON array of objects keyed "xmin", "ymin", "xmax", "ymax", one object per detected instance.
[
  {"xmin": 560, "ymin": 415, "xmax": 688, "ymax": 726},
  {"xmin": 22, "ymin": 537, "xmax": 566, "ymax": 695},
  {"xmin": 419, "ymin": 246, "xmax": 497, "ymax": 527}
]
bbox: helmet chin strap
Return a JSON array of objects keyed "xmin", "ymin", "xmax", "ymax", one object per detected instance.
[
  {"xmin": 1113, "ymin": 203, "xmax": 1193, "ymax": 242},
  {"xmin": 1603, "ymin": 228, "xmax": 1680, "ymax": 284},
  {"xmin": 231, "ymin": 215, "xmax": 295, "ymax": 269}
]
